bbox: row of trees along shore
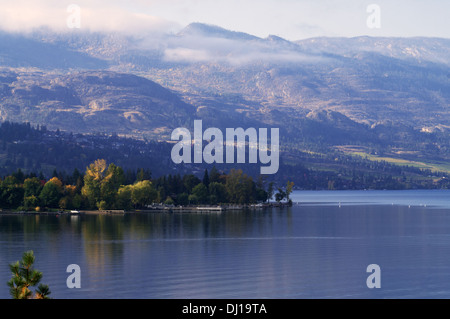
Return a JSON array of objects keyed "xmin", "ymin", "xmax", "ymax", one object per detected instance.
[{"xmin": 0, "ymin": 159, "xmax": 294, "ymax": 211}]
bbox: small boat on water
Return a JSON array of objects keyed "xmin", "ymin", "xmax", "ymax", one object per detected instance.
[{"xmin": 70, "ymin": 210, "xmax": 80, "ymax": 215}]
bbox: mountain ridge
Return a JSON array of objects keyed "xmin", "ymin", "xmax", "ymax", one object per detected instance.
[{"xmin": 0, "ymin": 24, "xmax": 448, "ymax": 176}]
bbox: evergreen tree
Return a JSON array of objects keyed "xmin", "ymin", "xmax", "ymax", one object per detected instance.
[
  {"xmin": 209, "ymin": 166, "xmax": 221, "ymax": 184},
  {"xmin": 7, "ymin": 251, "xmax": 51, "ymax": 299},
  {"xmin": 136, "ymin": 168, "xmax": 152, "ymax": 182},
  {"xmin": 71, "ymin": 168, "xmax": 82, "ymax": 186},
  {"xmin": 202, "ymin": 169, "xmax": 210, "ymax": 187},
  {"xmin": 12, "ymin": 169, "xmax": 25, "ymax": 183}
]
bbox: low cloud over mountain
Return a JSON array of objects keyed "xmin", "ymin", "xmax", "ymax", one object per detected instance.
[{"xmin": 0, "ymin": 23, "xmax": 449, "ymax": 168}]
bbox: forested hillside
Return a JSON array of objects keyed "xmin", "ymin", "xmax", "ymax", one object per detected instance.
[{"xmin": 0, "ymin": 122, "xmax": 447, "ymax": 191}]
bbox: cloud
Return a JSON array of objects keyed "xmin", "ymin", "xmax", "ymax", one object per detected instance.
[
  {"xmin": 0, "ymin": 0, "xmax": 448, "ymax": 39},
  {"xmin": 0, "ymin": 0, "xmax": 179, "ymax": 34},
  {"xmin": 161, "ymin": 33, "xmax": 329, "ymax": 65},
  {"xmin": 164, "ymin": 48, "xmax": 212, "ymax": 63},
  {"xmin": 293, "ymin": 23, "xmax": 333, "ymax": 40}
]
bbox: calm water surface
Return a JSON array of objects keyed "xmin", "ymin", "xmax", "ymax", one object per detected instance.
[{"xmin": 1, "ymin": 190, "xmax": 450, "ymax": 299}]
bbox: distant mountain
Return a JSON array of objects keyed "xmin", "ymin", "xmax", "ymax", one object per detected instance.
[
  {"xmin": 295, "ymin": 36, "xmax": 450, "ymax": 66},
  {"xmin": 0, "ymin": 24, "xmax": 449, "ymax": 173},
  {"xmin": 176, "ymin": 22, "xmax": 260, "ymax": 41},
  {"xmin": 0, "ymin": 31, "xmax": 107, "ymax": 69},
  {"xmin": 0, "ymin": 70, "xmax": 195, "ymax": 138}
]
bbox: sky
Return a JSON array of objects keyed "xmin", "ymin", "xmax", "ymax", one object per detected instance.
[{"xmin": 0, "ymin": 0, "xmax": 449, "ymax": 40}]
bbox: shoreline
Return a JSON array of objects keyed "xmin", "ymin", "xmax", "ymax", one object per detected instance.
[{"xmin": 0, "ymin": 203, "xmax": 292, "ymax": 216}]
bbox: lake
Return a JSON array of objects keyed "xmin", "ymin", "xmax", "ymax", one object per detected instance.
[{"xmin": 1, "ymin": 189, "xmax": 450, "ymax": 299}]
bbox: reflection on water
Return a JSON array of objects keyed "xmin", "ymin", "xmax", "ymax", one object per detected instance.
[{"xmin": 0, "ymin": 190, "xmax": 450, "ymax": 299}]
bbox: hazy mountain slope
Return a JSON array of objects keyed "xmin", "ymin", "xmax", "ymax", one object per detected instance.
[
  {"xmin": 0, "ymin": 24, "xmax": 448, "ymax": 163},
  {"xmin": 0, "ymin": 69, "xmax": 195, "ymax": 138},
  {"xmin": 177, "ymin": 22, "xmax": 260, "ymax": 41},
  {"xmin": 0, "ymin": 31, "xmax": 108, "ymax": 69},
  {"xmin": 12, "ymin": 24, "xmax": 449, "ymax": 131},
  {"xmin": 128, "ymin": 25, "xmax": 450, "ymax": 130},
  {"xmin": 295, "ymin": 36, "xmax": 450, "ymax": 66}
]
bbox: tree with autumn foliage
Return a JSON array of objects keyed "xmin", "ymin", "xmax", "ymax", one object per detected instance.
[
  {"xmin": 81, "ymin": 159, "xmax": 107, "ymax": 209},
  {"xmin": 286, "ymin": 181, "xmax": 294, "ymax": 205},
  {"xmin": 0, "ymin": 159, "xmax": 295, "ymax": 210},
  {"xmin": 81, "ymin": 160, "xmax": 131, "ymax": 209}
]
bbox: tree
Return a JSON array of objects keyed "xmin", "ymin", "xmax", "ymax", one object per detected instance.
[
  {"xmin": 275, "ymin": 188, "xmax": 286, "ymax": 203},
  {"xmin": 202, "ymin": 169, "xmax": 210, "ymax": 187},
  {"xmin": 182, "ymin": 174, "xmax": 201, "ymax": 193},
  {"xmin": 188, "ymin": 194, "xmax": 199, "ymax": 205},
  {"xmin": 286, "ymin": 181, "xmax": 294, "ymax": 202},
  {"xmin": 131, "ymin": 180, "xmax": 157, "ymax": 208},
  {"xmin": 7, "ymin": 250, "xmax": 51, "ymax": 299},
  {"xmin": 170, "ymin": 174, "xmax": 184, "ymax": 195},
  {"xmin": 176, "ymin": 192, "xmax": 189, "ymax": 206},
  {"xmin": 47, "ymin": 177, "xmax": 63, "ymax": 190},
  {"xmin": 81, "ymin": 159, "xmax": 107, "ymax": 209},
  {"xmin": 23, "ymin": 177, "xmax": 42, "ymax": 198},
  {"xmin": 85, "ymin": 159, "xmax": 107, "ymax": 181},
  {"xmin": 24, "ymin": 195, "xmax": 39, "ymax": 210},
  {"xmin": 256, "ymin": 187, "xmax": 268, "ymax": 203},
  {"xmin": 100, "ymin": 163, "xmax": 125, "ymax": 209},
  {"xmin": 71, "ymin": 168, "xmax": 83, "ymax": 187},
  {"xmin": 39, "ymin": 178, "xmax": 62, "ymax": 208},
  {"xmin": 136, "ymin": 168, "xmax": 152, "ymax": 182},
  {"xmin": 59, "ymin": 185, "xmax": 77, "ymax": 210},
  {"xmin": 156, "ymin": 185, "xmax": 166, "ymax": 203},
  {"xmin": 267, "ymin": 182, "xmax": 275, "ymax": 202},
  {"xmin": 116, "ymin": 185, "xmax": 133, "ymax": 211},
  {"xmin": 208, "ymin": 182, "xmax": 227, "ymax": 204},
  {"xmin": 255, "ymin": 176, "xmax": 268, "ymax": 202},
  {"xmin": 71, "ymin": 194, "xmax": 84, "ymax": 210},
  {"xmin": 225, "ymin": 169, "xmax": 256, "ymax": 204},
  {"xmin": 209, "ymin": 166, "xmax": 221, "ymax": 184},
  {"xmin": 164, "ymin": 196, "xmax": 175, "ymax": 205},
  {"xmin": 12, "ymin": 169, "xmax": 25, "ymax": 183},
  {"xmin": 191, "ymin": 183, "xmax": 209, "ymax": 204},
  {"xmin": 58, "ymin": 196, "xmax": 71, "ymax": 210},
  {"xmin": 0, "ymin": 176, "xmax": 24, "ymax": 209}
]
